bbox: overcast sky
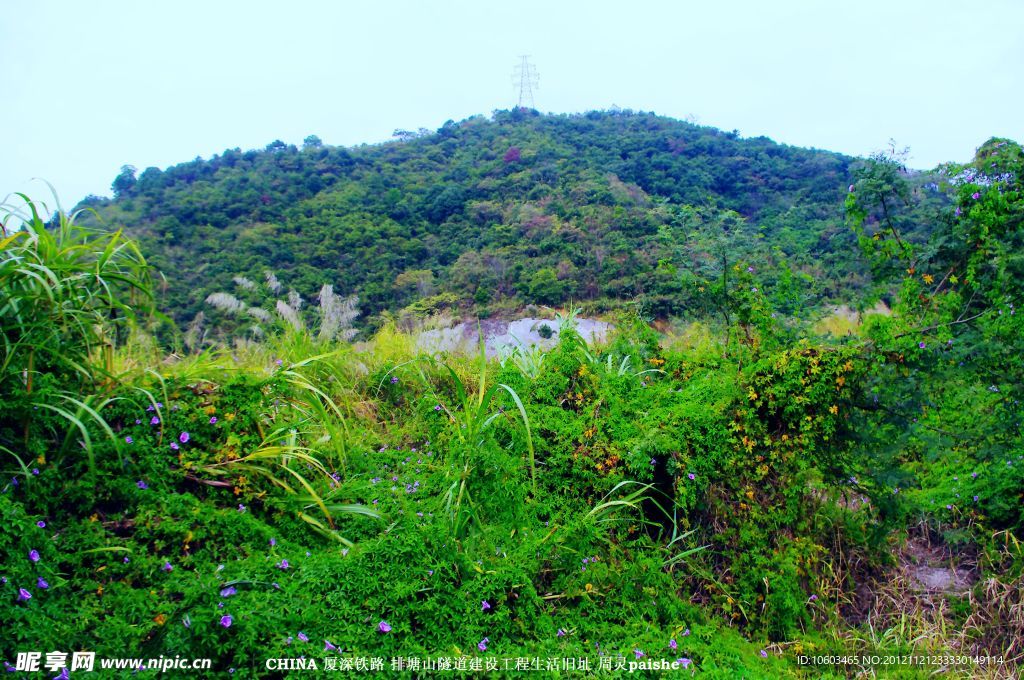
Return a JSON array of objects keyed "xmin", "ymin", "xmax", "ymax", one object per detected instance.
[{"xmin": 3, "ymin": 0, "xmax": 1022, "ymax": 207}]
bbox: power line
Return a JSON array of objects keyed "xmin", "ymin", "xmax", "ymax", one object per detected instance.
[{"xmin": 512, "ymin": 56, "xmax": 539, "ymax": 110}]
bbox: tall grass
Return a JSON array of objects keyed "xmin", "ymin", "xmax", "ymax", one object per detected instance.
[{"xmin": 1, "ymin": 193, "xmax": 152, "ymax": 473}]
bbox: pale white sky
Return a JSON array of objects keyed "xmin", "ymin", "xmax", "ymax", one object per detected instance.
[{"xmin": 3, "ymin": 0, "xmax": 1022, "ymax": 206}]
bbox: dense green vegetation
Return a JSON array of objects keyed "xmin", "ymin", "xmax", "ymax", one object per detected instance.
[
  {"xmin": 2, "ymin": 122, "xmax": 1022, "ymax": 678},
  {"xmin": 77, "ymin": 111, "xmax": 941, "ymax": 339}
]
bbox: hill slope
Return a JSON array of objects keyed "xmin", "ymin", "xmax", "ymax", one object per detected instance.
[{"xmin": 81, "ymin": 109, "xmax": 893, "ymax": 329}]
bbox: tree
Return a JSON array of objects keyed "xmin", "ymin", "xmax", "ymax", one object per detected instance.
[
  {"xmin": 111, "ymin": 165, "xmax": 137, "ymax": 198},
  {"xmin": 303, "ymin": 135, "xmax": 323, "ymax": 150}
]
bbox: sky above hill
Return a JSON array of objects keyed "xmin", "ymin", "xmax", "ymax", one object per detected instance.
[{"xmin": 3, "ymin": 0, "xmax": 1022, "ymax": 208}]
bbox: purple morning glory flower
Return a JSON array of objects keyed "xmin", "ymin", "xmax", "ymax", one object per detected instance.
[
  {"xmin": 28, "ymin": 550, "xmax": 40, "ymax": 563},
  {"xmin": 973, "ymin": 495, "xmax": 979, "ymax": 502},
  {"xmin": 477, "ymin": 637, "xmax": 488, "ymax": 652},
  {"xmin": 36, "ymin": 577, "xmax": 48, "ymax": 589},
  {"xmin": 298, "ymin": 632, "xmax": 309, "ymax": 643},
  {"xmin": 31, "ymin": 468, "xmax": 39, "ymax": 475},
  {"xmin": 760, "ymin": 649, "xmax": 768, "ymax": 658},
  {"xmin": 36, "ymin": 520, "xmax": 45, "ymax": 528},
  {"xmin": 238, "ymin": 504, "xmax": 246, "ymax": 512},
  {"xmin": 150, "ymin": 416, "xmax": 160, "ymax": 426},
  {"xmin": 162, "ymin": 562, "xmax": 173, "ymax": 572},
  {"xmin": 210, "ymin": 417, "xmax": 217, "ymax": 424},
  {"xmin": 123, "ymin": 557, "xmax": 130, "ymax": 563},
  {"xmin": 17, "ymin": 588, "xmax": 31, "ymax": 602},
  {"xmin": 687, "ymin": 473, "xmax": 695, "ymax": 481},
  {"xmin": 378, "ymin": 620, "xmax": 392, "ymax": 633},
  {"xmin": 137, "ymin": 480, "xmax": 148, "ymax": 489},
  {"xmin": 135, "ymin": 419, "xmax": 142, "ymax": 424},
  {"xmin": 955, "ymin": 206, "xmax": 962, "ymax": 216},
  {"xmin": 669, "ymin": 639, "xmax": 677, "ymax": 650},
  {"xmin": 324, "ymin": 640, "xmax": 337, "ymax": 651},
  {"xmin": 557, "ymin": 628, "xmax": 566, "ymax": 637},
  {"xmin": 220, "ymin": 615, "xmax": 233, "ymax": 628},
  {"xmin": 220, "ymin": 586, "xmax": 237, "ymax": 597},
  {"xmin": 679, "ymin": 658, "xmax": 692, "ymax": 669},
  {"xmin": 275, "ymin": 359, "xmax": 283, "ymax": 366},
  {"xmin": 179, "ymin": 432, "xmax": 190, "ymax": 444},
  {"xmin": 390, "ymin": 376, "xmax": 399, "ymax": 384},
  {"xmin": 634, "ymin": 649, "xmax": 645, "ymax": 660},
  {"xmin": 972, "ymin": 192, "xmax": 980, "ymax": 200},
  {"xmin": 269, "ymin": 537, "xmax": 277, "ymax": 546},
  {"xmin": 682, "ymin": 628, "xmax": 690, "ymax": 636},
  {"xmin": 277, "ymin": 560, "xmax": 289, "ymax": 570},
  {"xmin": 170, "ymin": 442, "xmax": 179, "ymax": 451},
  {"xmin": 918, "ymin": 342, "xmax": 926, "ymax": 349},
  {"xmin": 125, "ymin": 436, "xmax": 133, "ymax": 444},
  {"xmin": 434, "ymin": 405, "xmax": 442, "ymax": 411},
  {"xmin": 482, "ymin": 600, "xmax": 491, "ymax": 612}
]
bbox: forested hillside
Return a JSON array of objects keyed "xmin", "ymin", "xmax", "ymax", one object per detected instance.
[{"xmin": 78, "ymin": 109, "xmax": 940, "ymax": 331}]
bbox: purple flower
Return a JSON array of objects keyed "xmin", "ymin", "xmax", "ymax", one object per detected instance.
[
  {"xmin": 973, "ymin": 495, "xmax": 979, "ymax": 502},
  {"xmin": 220, "ymin": 615, "xmax": 233, "ymax": 628},
  {"xmin": 972, "ymin": 192, "xmax": 980, "ymax": 200},
  {"xmin": 747, "ymin": 266, "xmax": 754, "ymax": 273},
  {"xmin": 650, "ymin": 458, "xmax": 657, "ymax": 466},
  {"xmin": 760, "ymin": 649, "xmax": 768, "ymax": 658},
  {"xmin": 275, "ymin": 359, "xmax": 283, "ymax": 366},
  {"xmin": 679, "ymin": 658, "xmax": 692, "ymax": 669},
  {"xmin": 557, "ymin": 628, "xmax": 566, "ymax": 637},
  {"xmin": 682, "ymin": 628, "xmax": 690, "ymax": 636},
  {"xmin": 269, "ymin": 537, "xmax": 277, "ymax": 546},
  {"xmin": 210, "ymin": 417, "xmax": 218, "ymax": 424},
  {"xmin": 179, "ymin": 431, "xmax": 190, "ymax": 444},
  {"xmin": 36, "ymin": 520, "xmax": 45, "ymax": 528},
  {"xmin": 151, "ymin": 416, "xmax": 160, "ymax": 426},
  {"xmin": 125, "ymin": 436, "xmax": 133, "ymax": 444},
  {"xmin": 162, "ymin": 562, "xmax": 173, "ymax": 572},
  {"xmin": 477, "ymin": 637, "xmax": 489, "ymax": 652},
  {"xmin": 669, "ymin": 638, "xmax": 677, "ymax": 650},
  {"xmin": 298, "ymin": 632, "xmax": 309, "ymax": 643},
  {"xmin": 634, "ymin": 649, "xmax": 645, "ymax": 660},
  {"xmin": 390, "ymin": 376, "xmax": 399, "ymax": 384},
  {"xmin": 238, "ymin": 504, "xmax": 246, "ymax": 512},
  {"xmin": 848, "ymin": 184, "xmax": 854, "ymax": 192},
  {"xmin": 28, "ymin": 549, "xmax": 40, "ymax": 563},
  {"xmin": 955, "ymin": 206, "xmax": 962, "ymax": 216},
  {"xmin": 220, "ymin": 586, "xmax": 237, "ymax": 597},
  {"xmin": 687, "ymin": 473, "xmax": 695, "ymax": 481},
  {"xmin": 482, "ymin": 600, "xmax": 491, "ymax": 612},
  {"xmin": 135, "ymin": 419, "xmax": 142, "ymax": 424},
  {"xmin": 123, "ymin": 556, "xmax": 130, "ymax": 563},
  {"xmin": 809, "ymin": 594, "xmax": 818, "ymax": 601},
  {"xmin": 434, "ymin": 405, "xmax": 442, "ymax": 411},
  {"xmin": 17, "ymin": 588, "xmax": 31, "ymax": 602},
  {"xmin": 378, "ymin": 620, "xmax": 392, "ymax": 633},
  {"xmin": 137, "ymin": 480, "xmax": 148, "ymax": 489},
  {"xmin": 170, "ymin": 442, "xmax": 179, "ymax": 451},
  {"xmin": 31, "ymin": 468, "xmax": 39, "ymax": 475},
  {"xmin": 36, "ymin": 577, "xmax": 48, "ymax": 589},
  {"xmin": 277, "ymin": 560, "xmax": 290, "ymax": 570},
  {"xmin": 324, "ymin": 640, "xmax": 338, "ymax": 651}
]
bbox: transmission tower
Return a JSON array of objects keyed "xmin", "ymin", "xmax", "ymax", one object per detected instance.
[{"xmin": 512, "ymin": 56, "xmax": 539, "ymax": 110}]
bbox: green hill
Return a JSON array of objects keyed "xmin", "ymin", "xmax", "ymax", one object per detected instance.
[{"xmin": 80, "ymin": 109, "xmax": 901, "ymax": 330}]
